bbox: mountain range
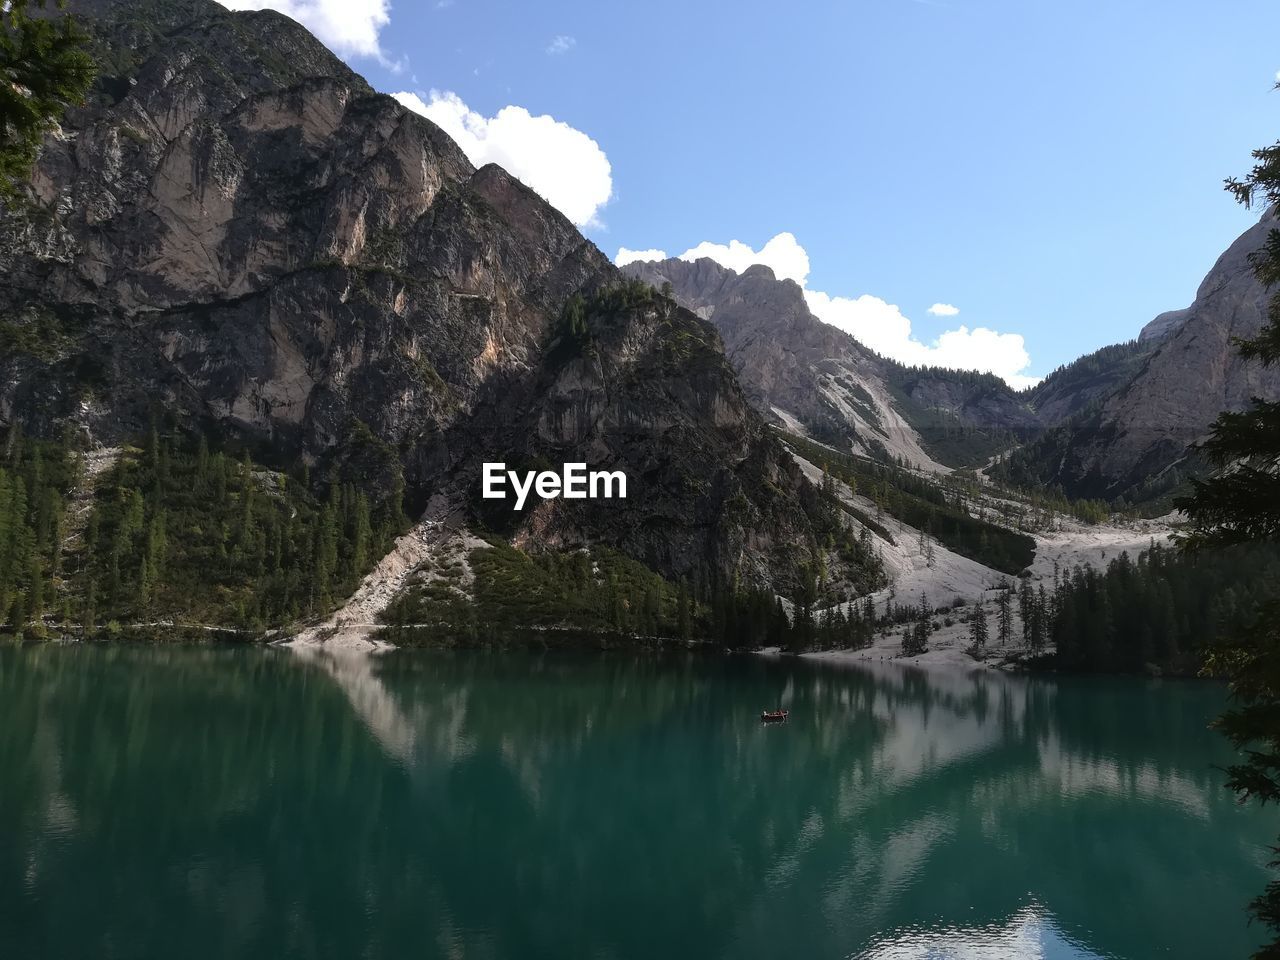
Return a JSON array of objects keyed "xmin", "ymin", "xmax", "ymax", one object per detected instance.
[
  {"xmin": 627, "ymin": 206, "xmax": 1279, "ymax": 504},
  {"xmin": 1, "ymin": 0, "xmax": 864, "ymax": 601},
  {"xmin": 0, "ymin": 0, "xmax": 1276, "ymax": 640}
]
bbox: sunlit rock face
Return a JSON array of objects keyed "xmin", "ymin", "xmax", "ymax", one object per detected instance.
[
  {"xmin": 622, "ymin": 256, "xmax": 1039, "ymax": 471},
  {"xmin": 1015, "ymin": 209, "xmax": 1280, "ymax": 500},
  {"xmin": 0, "ymin": 0, "xmax": 844, "ymax": 591},
  {"xmin": 627, "ymin": 210, "xmax": 1280, "ymax": 501}
]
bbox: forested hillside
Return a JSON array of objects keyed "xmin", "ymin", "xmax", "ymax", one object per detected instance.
[
  {"xmin": 0, "ymin": 426, "xmax": 410, "ymax": 637},
  {"xmin": 84, "ymin": 432, "xmax": 409, "ymax": 632},
  {"xmin": 879, "ymin": 363, "xmax": 1035, "ymax": 468},
  {"xmin": 0, "ymin": 0, "xmax": 870, "ymax": 613},
  {"xmin": 1042, "ymin": 543, "xmax": 1280, "ymax": 675},
  {"xmin": 0, "ymin": 433, "xmax": 75, "ymax": 636},
  {"xmin": 784, "ymin": 433, "xmax": 1037, "ymax": 575}
]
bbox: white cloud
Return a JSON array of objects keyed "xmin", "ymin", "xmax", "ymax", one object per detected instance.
[
  {"xmin": 217, "ymin": 0, "xmax": 391, "ymax": 63},
  {"xmin": 393, "ymin": 90, "xmax": 613, "ymax": 228},
  {"xmin": 546, "ymin": 35, "xmax": 576, "ymax": 55},
  {"xmin": 616, "ymin": 247, "xmax": 668, "ymax": 267},
  {"xmin": 807, "ymin": 288, "xmax": 1038, "ymax": 387},
  {"xmin": 677, "ymin": 232, "xmax": 810, "ymax": 286},
  {"xmin": 630, "ymin": 232, "xmax": 1038, "ymax": 387}
]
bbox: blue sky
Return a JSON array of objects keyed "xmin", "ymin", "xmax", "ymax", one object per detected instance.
[{"xmin": 222, "ymin": 0, "xmax": 1280, "ymax": 385}]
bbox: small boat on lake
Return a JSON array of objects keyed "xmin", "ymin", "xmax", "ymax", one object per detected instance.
[{"xmin": 760, "ymin": 709, "xmax": 789, "ymax": 723}]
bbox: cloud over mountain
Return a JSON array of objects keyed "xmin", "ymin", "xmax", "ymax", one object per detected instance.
[
  {"xmin": 616, "ymin": 234, "xmax": 1038, "ymax": 388},
  {"xmin": 217, "ymin": 0, "xmax": 391, "ymax": 62},
  {"xmin": 394, "ymin": 91, "xmax": 613, "ymax": 228}
]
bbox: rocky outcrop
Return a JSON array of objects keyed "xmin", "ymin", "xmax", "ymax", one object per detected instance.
[
  {"xmin": 623, "ymin": 257, "xmax": 1037, "ymax": 469},
  {"xmin": 1007, "ymin": 209, "xmax": 1280, "ymax": 500},
  {"xmin": 628, "ymin": 210, "xmax": 1280, "ymax": 503},
  {"xmin": 1021, "ymin": 340, "xmax": 1155, "ymax": 428},
  {"xmin": 1139, "ymin": 308, "xmax": 1191, "ymax": 343},
  {"xmin": 623, "ymin": 258, "xmax": 907, "ymax": 452},
  {"xmin": 0, "ymin": 0, "xmax": 844, "ymax": 592}
]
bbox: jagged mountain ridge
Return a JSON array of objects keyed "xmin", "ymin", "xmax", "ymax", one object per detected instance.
[
  {"xmin": 623, "ymin": 257, "xmax": 1040, "ymax": 470},
  {"xmin": 0, "ymin": 0, "xmax": 852, "ymax": 593},
  {"xmin": 627, "ymin": 208, "xmax": 1280, "ymax": 503},
  {"xmin": 1002, "ymin": 209, "xmax": 1280, "ymax": 501}
]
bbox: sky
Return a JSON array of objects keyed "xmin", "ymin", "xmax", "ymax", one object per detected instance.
[{"xmin": 219, "ymin": 0, "xmax": 1280, "ymax": 387}]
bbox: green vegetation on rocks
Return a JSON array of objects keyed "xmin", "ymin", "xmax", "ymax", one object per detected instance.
[
  {"xmin": 0, "ymin": 424, "xmax": 409, "ymax": 637},
  {"xmin": 785, "ymin": 433, "xmax": 1036, "ymax": 575},
  {"xmin": 1044, "ymin": 542, "xmax": 1280, "ymax": 676},
  {"xmin": 380, "ymin": 537, "xmax": 883, "ymax": 653},
  {"xmin": 80, "ymin": 430, "xmax": 409, "ymax": 632},
  {"xmin": 0, "ymin": 1, "xmax": 95, "ymax": 201},
  {"xmin": 0, "ymin": 430, "xmax": 74, "ymax": 637}
]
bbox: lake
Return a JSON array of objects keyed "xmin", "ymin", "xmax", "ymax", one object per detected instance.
[{"xmin": 0, "ymin": 644, "xmax": 1272, "ymax": 959}]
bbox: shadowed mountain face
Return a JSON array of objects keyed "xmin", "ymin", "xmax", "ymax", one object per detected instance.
[
  {"xmin": 0, "ymin": 0, "xmax": 848, "ymax": 591},
  {"xmin": 1005, "ymin": 209, "xmax": 1280, "ymax": 501}
]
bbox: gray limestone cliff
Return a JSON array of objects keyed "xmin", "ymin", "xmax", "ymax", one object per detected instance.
[
  {"xmin": 623, "ymin": 257, "xmax": 1037, "ymax": 469},
  {"xmin": 0, "ymin": 0, "xmax": 853, "ymax": 592},
  {"xmin": 1007, "ymin": 209, "xmax": 1280, "ymax": 500}
]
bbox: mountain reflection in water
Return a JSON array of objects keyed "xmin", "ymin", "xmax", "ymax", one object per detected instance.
[
  {"xmin": 854, "ymin": 904, "xmax": 1107, "ymax": 959},
  {"xmin": 0, "ymin": 645, "xmax": 1271, "ymax": 960}
]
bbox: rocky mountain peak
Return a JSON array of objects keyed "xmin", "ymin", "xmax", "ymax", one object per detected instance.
[
  {"xmin": 0, "ymin": 0, "xmax": 860, "ymax": 594},
  {"xmin": 1138, "ymin": 207, "xmax": 1278, "ymax": 344},
  {"xmin": 1004, "ymin": 206, "xmax": 1280, "ymax": 500},
  {"xmin": 624, "ymin": 255, "xmax": 1038, "ymax": 470}
]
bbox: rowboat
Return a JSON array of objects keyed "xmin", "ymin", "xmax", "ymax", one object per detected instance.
[{"xmin": 760, "ymin": 709, "xmax": 789, "ymax": 723}]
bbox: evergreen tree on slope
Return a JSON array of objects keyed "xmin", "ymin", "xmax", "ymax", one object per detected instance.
[{"xmin": 1176, "ymin": 133, "xmax": 1280, "ymax": 958}]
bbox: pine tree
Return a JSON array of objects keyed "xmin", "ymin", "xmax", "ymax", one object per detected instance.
[
  {"xmin": 1174, "ymin": 132, "xmax": 1280, "ymax": 955},
  {"xmin": 997, "ymin": 588, "xmax": 1014, "ymax": 647},
  {"xmin": 137, "ymin": 552, "xmax": 151, "ymax": 611},
  {"xmin": 25, "ymin": 549, "xmax": 42, "ymax": 634},
  {"xmin": 351, "ymin": 492, "xmax": 372, "ymax": 574},
  {"xmin": 968, "ymin": 602, "xmax": 988, "ymax": 656},
  {"xmin": 0, "ymin": 2, "xmax": 94, "ymax": 200},
  {"xmin": 821, "ymin": 465, "xmax": 836, "ymax": 500},
  {"xmin": 677, "ymin": 578, "xmax": 691, "ymax": 641},
  {"xmin": 82, "ymin": 578, "xmax": 95, "ymax": 635},
  {"xmin": 902, "ymin": 609, "xmax": 929, "ymax": 657},
  {"xmin": 1031, "ymin": 585, "xmax": 1049, "ymax": 654},
  {"xmin": 1019, "ymin": 578, "xmax": 1034, "ymax": 646}
]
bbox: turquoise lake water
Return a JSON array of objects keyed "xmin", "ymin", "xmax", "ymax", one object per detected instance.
[{"xmin": 0, "ymin": 644, "xmax": 1273, "ymax": 959}]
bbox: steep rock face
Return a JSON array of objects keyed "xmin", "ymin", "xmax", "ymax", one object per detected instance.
[
  {"xmin": 1139, "ymin": 308, "xmax": 1191, "ymax": 343},
  {"xmin": 623, "ymin": 257, "xmax": 1037, "ymax": 469},
  {"xmin": 1022, "ymin": 340, "xmax": 1156, "ymax": 427},
  {"xmin": 627, "ymin": 212, "xmax": 1280, "ymax": 501},
  {"xmin": 884, "ymin": 367, "xmax": 1037, "ymax": 432},
  {"xmin": 623, "ymin": 257, "xmax": 944, "ymax": 465},
  {"xmin": 0, "ymin": 0, "xmax": 837, "ymax": 591},
  {"xmin": 1016, "ymin": 210, "xmax": 1280, "ymax": 499}
]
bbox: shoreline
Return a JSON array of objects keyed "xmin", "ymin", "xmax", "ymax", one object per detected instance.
[
  {"xmin": 276, "ymin": 624, "xmax": 395, "ymax": 655},
  {"xmin": 10, "ymin": 627, "xmax": 1209, "ymax": 680}
]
